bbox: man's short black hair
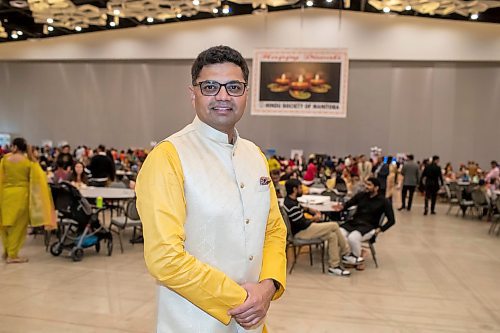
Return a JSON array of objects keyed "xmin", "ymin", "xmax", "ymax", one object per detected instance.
[
  {"xmin": 432, "ymin": 155, "xmax": 440, "ymax": 162},
  {"xmin": 191, "ymin": 45, "xmax": 249, "ymax": 85},
  {"xmin": 408, "ymin": 154, "xmax": 414, "ymax": 160},
  {"xmin": 285, "ymin": 179, "xmax": 302, "ymax": 196},
  {"xmin": 491, "ymin": 160, "xmax": 498, "ymax": 166},
  {"xmin": 366, "ymin": 177, "xmax": 381, "ymax": 188}
]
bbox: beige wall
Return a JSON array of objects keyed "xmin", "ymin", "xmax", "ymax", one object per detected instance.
[
  {"xmin": 1, "ymin": 8, "xmax": 499, "ymax": 167},
  {"xmin": 1, "ymin": 60, "xmax": 499, "ymax": 168}
]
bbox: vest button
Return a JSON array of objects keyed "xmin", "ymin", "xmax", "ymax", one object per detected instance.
[
  {"xmin": 240, "ymin": 183, "xmax": 245, "ymax": 189},
  {"xmin": 245, "ymin": 219, "xmax": 250, "ymax": 224},
  {"xmin": 249, "ymin": 255, "xmax": 254, "ymax": 261}
]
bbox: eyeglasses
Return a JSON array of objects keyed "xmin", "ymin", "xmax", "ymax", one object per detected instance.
[{"xmin": 193, "ymin": 80, "xmax": 248, "ymax": 97}]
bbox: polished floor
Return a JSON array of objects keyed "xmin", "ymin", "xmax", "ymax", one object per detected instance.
[{"xmin": 1, "ymin": 200, "xmax": 500, "ymax": 333}]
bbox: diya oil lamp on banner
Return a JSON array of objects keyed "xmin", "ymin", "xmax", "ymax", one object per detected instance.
[{"xmin": 266, "ymin": 72, "xmax": 332, "ymax": 100}]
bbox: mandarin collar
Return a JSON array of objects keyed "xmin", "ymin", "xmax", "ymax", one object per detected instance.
[{"xmin": 192, "ymin": 116, "xmax": 239, "ymax": 145}]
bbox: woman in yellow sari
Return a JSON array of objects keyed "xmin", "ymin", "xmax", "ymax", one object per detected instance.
[{"xmin": 0, "ymin": 138, "xmax": 55, "ymax": 263}]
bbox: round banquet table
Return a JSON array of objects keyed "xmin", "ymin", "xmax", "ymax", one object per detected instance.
[{"xmin": 79, "ymin": 187, "xmax": 136, "ymax": 200}]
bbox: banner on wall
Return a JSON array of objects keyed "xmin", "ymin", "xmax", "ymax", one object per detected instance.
[{"xmin": 251, "ymin": 48, "xmax": 349, "ymax": 118}]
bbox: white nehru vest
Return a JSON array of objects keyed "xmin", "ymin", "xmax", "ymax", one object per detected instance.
[{"xmin": 156, "ymin": 117, "xmax": 271, "ymax": 333}]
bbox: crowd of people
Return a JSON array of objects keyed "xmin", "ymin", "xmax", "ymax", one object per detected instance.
[
  {"xmin": 267, "ymin": 152, "xmax": 499, "ymax": 210},
  {"xmin": 1, "ymin": 136, "xmax": 498, "ymax": 270},
  {"xmin": 0, "ymin": 142, "xmax": 148, "ymax": 189},
  {"xmin": 273, "ymin": 151, "xmax": 499, "ymax": 276}
]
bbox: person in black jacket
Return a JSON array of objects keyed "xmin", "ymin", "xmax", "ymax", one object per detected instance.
[
  {"xmin": 421, "ymin": 155, "xmax": 444, "ymax": 215},
  {"xmin": 335, "ymin": 177, "xmax": 395, "ymax": 262},
  {"xmin": 88, "ymin": 145, "xmax": 115, "ymax": 187}
]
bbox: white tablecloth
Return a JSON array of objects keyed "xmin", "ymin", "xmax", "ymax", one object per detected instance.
[{"xmin": 80, "ymin": 187, "xmax": 136, "ymax": 199}]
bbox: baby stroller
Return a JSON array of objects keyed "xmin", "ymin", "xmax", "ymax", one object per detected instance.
[{"xmin": 49, "ymin": 182, "xmax": 113, "ymax": 261}]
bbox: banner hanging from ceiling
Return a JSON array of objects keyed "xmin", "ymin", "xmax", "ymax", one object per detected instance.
[{"xmin": 251, "ymin": 48, "xmax": 349, "ymax": 118}]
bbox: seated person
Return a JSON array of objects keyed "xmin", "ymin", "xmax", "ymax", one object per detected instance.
[
  {"xmin": 68, "ymin": 161, "xmax": 89, "ymax": 188},
  {"xmin": 270, "ymin": 169, "xmax": 286, "ymax": 198},
  {"xmin": 283, "ymin": 179, "xmax": 352, "ymax": 276},
  {"xmin": 52, "ymin": 160, "xmax": 70, "ymax": 183},
  {"xmin": 334, "ymin": 177, "xmax": 395, "ymax": 264}
]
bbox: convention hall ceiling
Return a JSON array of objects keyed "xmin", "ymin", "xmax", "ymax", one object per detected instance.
[{"xmin": 0, "ymin": 0, "xmax": 499, "ymax": 43}]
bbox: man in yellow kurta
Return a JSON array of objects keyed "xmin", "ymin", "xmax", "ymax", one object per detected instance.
[{"xmin": 135, "ymin": 46, "xmax": 287, "ymax": 333}]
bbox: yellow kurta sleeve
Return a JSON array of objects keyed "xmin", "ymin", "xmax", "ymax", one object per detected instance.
[
  {"xmin": 135, "ymin": 141, "xmax": 247, "ymax": 325},
  {"xmin": 0, "ymin": 156, "xmax": 4, "ymax": 226},
  {"xmin": 258, "ymin": 152, "xmax": 287, "ymax": 300}
]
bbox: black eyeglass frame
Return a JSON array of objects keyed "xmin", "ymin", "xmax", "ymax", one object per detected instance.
[{"xmin": 193, "ymin": 80, "xmax": 248, "ymax": 97}]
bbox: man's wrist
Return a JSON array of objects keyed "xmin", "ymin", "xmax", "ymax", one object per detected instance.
[{"xmin": 260, "ymin": 279, "xmax": 278, "ymax": 296}]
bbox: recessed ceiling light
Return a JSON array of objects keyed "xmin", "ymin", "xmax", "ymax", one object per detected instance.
[
  {"xmin": 222, "ymin": 5, "xmax": 230, "ymax": 14},
  {"xmin": 192, "ymin": 0, "xmax": 200, "ymax": 5},
  {"xmin": 75, "ymin": 26, "xmax": 82, "ymax": 31},
  {"xmin": 48, "ymin": 26, "xmax": 54, "ymax": 32},
  {"xmin": 405, "ymin": 5, "xmax": 411, "ymax": 11},
  {"xmin": 47, "ymin": 18, "xmax": 54, "ymax": 24},
  {"xmin": 326, "ymin": 0, "xmax": 333, "ymax": 3},
  {"xmin": 470, "ymin": 13, "xmax": 479, "ymax": 20},
  {"xmin": 113, "ymin": 9, "xmax": 120, "ymax": 15},
  {"xmin": 11, "ymin": 32, "xmax": 18, "ymax": 39},
  {"xmin": 146, "ymin": 17, "xmax": 154, "ymax": 23},
  {"xmin": 176, "ymin": 13, "xmax": 182, "ymax": 18},
  {"xmin": 306, "ymin": 0, "xmax": 314, "ymax": 6},
  {"xmin": 383, "ymin": 7, "xmax": 390, "ymax": 13},
  {"xmin": 109, "ymin": 21, "xmax": 116, "ymax": 27},
  {"xmin": 17, "ymin": 30, "xmax": 23, "ymax": 36},
  {"xmin": 212, "ymin": 8, "xmax": 218, "ymax": 14}
]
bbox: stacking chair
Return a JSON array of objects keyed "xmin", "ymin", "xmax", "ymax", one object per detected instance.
[
  {"xmin": 279, "ymin": 206, "xmax": 325, "ymax": 274},
  {"xmin": 362, "ymin": 213, "xmax": 387, "ymax": 268},
  {"xmin": 444, "ymin": 184, "xmax": 460, "ymax": 215},
  {"xmin": 488, "ymin": 196, "xmax": 500, "ymax": 235},
  {"xmin": 110, "ymin": 198, "xmax": 142, "ymax": 253},
  {"xmin": 456, "ymin": 188, "xmax": 474, "ymax": 217},
  {"xmin": 471, "ymin": 189, "xmax": 490, "ymax": 219}
]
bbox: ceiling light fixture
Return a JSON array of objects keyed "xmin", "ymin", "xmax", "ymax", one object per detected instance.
[
  {"xmin": 326, "ymin": 0, "xmax": 333, "ymax": 3},
  {"xmin": 113, "ymin": 9, "xmax": 121, "ymax": 15},
  {"xmin": 212, "ymin": 8, "xmax": 219, "ymax": 13},
  {"xmin": 75, "ymin": 26, "xmax": 82, "ymax": 31},
  {"xmin": 470, "ymin": 13, "xmax": 479, "ymax": 20},
  {"xmin": 176, "ymin": 13, "xmax": 182, "ymax": 18},
  {"xmin": 222, "ymin": 5, "xmax": 230, "ymax": 14},
  {"xmin": 47, "ymin": 18, "xmax": 54, "ymax": 24},
  {"xmin": 109, "ymin": 21, "xmax": 116, "ymax": 27},
  {"xmin": 306, "ymin": 0, "xmax": 314, "ymax": 6},
  {"xmin": 17, "ymin": 30, "xmax": 23, "ymax": 36},
  {"xmin": 146, "ymin": 17, "xmax": 154, "ymax": 23},
  {"xmin": 192, "ymin": 0, "xmax": 200, "ymax": 5},
  {"xmin": 383, "ymin": 7, "xmax": 390, "ymax": 13},
  {"xmin": 48, "ymin": 26, "xmax": 54, "ymax": 32},
  {"xmin": 11, "ymin": 32, "xmax": 18, "ymax": 39},
  {"xmin": 405, "ymin": 5, "xmax": 411, "ymax": 11}
]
